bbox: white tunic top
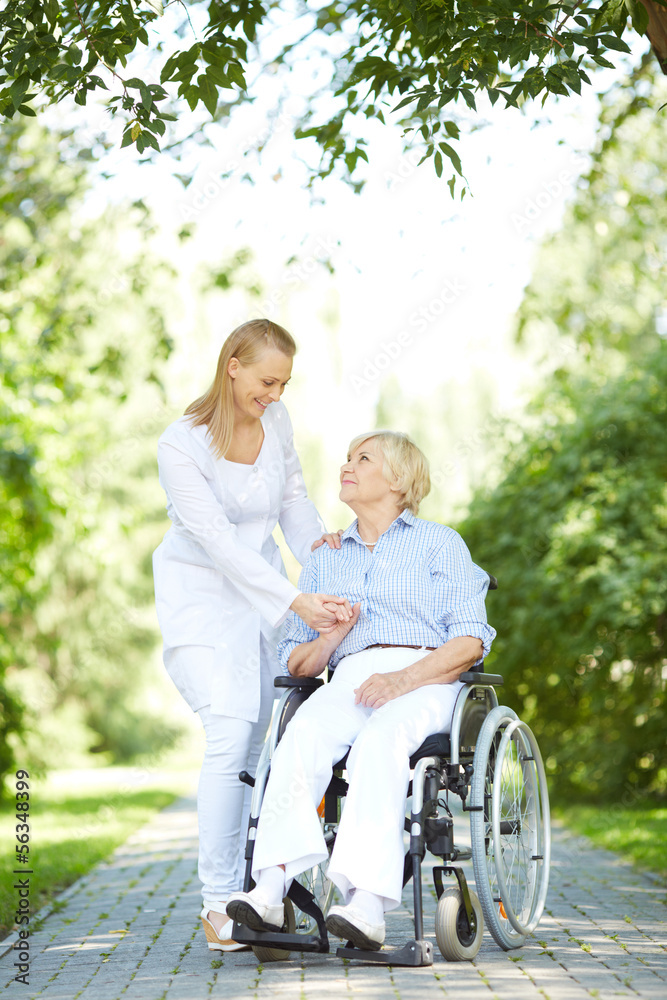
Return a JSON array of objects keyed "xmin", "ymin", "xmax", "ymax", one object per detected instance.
[{"xmin": 152, "ymin": 401, "xmax": 325, "ymax": 722}]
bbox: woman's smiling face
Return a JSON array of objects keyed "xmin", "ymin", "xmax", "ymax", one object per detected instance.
[
  {"xmin": 339, "ymin": 437, "xmax": 396, "ymax": 509},
  {"xmin": 228, "ymin": 347, "xmax": 293, "ymax": 421}
]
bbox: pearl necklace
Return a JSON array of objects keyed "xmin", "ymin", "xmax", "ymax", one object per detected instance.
[{"xmin": 359, "ymin": 537, "xmax": 376, "ymax": 547}]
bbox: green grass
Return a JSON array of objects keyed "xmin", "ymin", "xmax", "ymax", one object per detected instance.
[
  {"xmin": 553, "ymin": 801, "xmax": 667, "ymax": 878},
  {"xmin": 0, "ymin": 766, "xmax": 197, "ymax": 940}
]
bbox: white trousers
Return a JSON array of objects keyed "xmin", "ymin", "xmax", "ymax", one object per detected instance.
[
  {"xmin": 252, "ymin": 647, "xmax": 463, "ymax": 911},
  {"xmin": 165, "ymin": 644, "xmax": 275, "ymax": 908}
]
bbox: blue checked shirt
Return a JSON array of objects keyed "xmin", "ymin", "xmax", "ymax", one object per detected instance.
[{"xmin": 278, "ymin": 509, "xmax": 496, "ymax": 671}]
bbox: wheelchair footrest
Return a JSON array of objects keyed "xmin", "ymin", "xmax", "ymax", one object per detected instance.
[
  {"xmin": 336, "ymin": 939, "xmax": 433, "ymax": 967},
  {"xmin": 231, "ymin": 924, "xmax": 329, "ymax": 953}
]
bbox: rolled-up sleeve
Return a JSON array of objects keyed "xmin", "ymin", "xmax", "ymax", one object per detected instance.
[
  {"xmin": 432, "ymin": 532, "xmax": 496, "ymax": 659},
  {"xmin": 277, "ymin": 557, "xmax": 320, "ymax": 672}
]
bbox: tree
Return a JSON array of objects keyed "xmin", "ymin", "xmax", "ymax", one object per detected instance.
[
  {"xmin": 461, "ymin": 352, "xmax": 667, "ymax": 802},
  {"xmin": 1, "ymin": 1, "xmax": 665, "ymax": 190},
  {"xmin": 459, "ymin": 71, "xmax": 667, "ymax": 802},
  {"xmin": 516, "ymin": 57, "xmax": 667, "ymax": 369},
  {"xmin": 0, "ymin": 115, "xmax": 181, "ymax": 786}
]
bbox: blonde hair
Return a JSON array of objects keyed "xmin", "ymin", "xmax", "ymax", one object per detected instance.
[
  {"xmin": 185, "ymin": 319, "xmax": 296, "ymax": 459},
  {"xmin": 347, "ymin": 430, "xmax": 431, "ymax": 514}
]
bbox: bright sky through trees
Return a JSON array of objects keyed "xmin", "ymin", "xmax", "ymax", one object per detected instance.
[{"xmin": 62, "ymin": 64, "xmax": 614, "ymax": 522}]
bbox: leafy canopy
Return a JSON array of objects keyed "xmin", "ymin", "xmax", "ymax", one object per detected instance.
[
  {"xmin": 0, "ymin": 0, "xmax": 658, "ymax": 188},
  {"xmin": 460, "ymin": 71, "xmax": 667, "ymax": 802},
  {"xmin": 0, "ymin": 115, "xmax": 180, "ymax": 786}
]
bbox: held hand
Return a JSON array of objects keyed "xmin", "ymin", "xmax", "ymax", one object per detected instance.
[
  {"xmin": 311, "ymin": 529, "xmax": 344, "ymax": 551},
  {"xmin": 291, "ymin": 593, "xmax": 354, "ymax": 633},
  {"xmin": 319, "ymin": 601, "xmax": 361, "ymax": 642},
  {"xmin": 354, "ymin": 670, "xmax": 412, "ymax": 709}
]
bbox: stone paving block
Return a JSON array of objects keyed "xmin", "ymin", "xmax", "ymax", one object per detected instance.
[{"xmin": 2, "ymin": 798, "xmax": 666, "ymax": 999}]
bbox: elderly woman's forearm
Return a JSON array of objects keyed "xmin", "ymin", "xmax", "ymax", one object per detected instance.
[
  {"xmin": 287, "ymin": 635, "xmax": 338, "ymax": 677},
  {"xmin": 406, "ymin": 636, "xmax": 484, "ymax": 688}
]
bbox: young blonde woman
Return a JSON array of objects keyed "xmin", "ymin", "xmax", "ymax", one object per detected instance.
[{"xmin": 152, "ymin": 319, "xmax": 350, "ymax": 951}]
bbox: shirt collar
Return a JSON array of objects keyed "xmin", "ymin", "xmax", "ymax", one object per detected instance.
[{"xmin": 341, "ymin": 508, "xmax": 417, "ymax": 544}]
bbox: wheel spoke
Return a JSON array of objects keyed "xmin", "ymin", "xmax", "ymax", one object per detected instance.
[{"xmin": 470, "ymin": 707, "xmax": 551, "ymax": 949}]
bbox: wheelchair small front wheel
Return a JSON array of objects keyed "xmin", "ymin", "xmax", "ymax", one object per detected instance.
[
  {"xmin": 251, "ymin": 898, "xmax": 296, "ymax": 963},
  {"xmin": 435, "ymin": 886, "xmax": 484, "ymax": 961}
]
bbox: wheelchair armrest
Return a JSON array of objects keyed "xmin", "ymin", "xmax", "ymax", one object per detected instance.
[
  {"xmin": 459, "ymin": 671, "xmax": 503, "ymax": 686},
  {"xmin": 274, "ymin": 676, "xmax": 324, "ymax": 689}
]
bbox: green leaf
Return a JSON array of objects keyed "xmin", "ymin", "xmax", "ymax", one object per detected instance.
[
  {"xmin": 434, "ymin": 150, "xmax": 443, "ymax": 177},
  {"xmin": 44, "ymin": 0, "xmax": 60, "ymax": 24},
  {"xmin": 599, "ymin": 34, "xmax": 631, "ymax": 52},
  {"xmin": 227, "ymin": 63, "xmax": 246, "ymax": 89},
  {"xmin": 142, "ymin": 131, "xmax": 160, "ymax": 152},
  {"xmin": 139, "ymin": 83, "xmax": 153, "ymax": 110},
  {"xmin": 206, "ymin": 65, "xmax": 230, "ymax": 88},
  {"xmin": 460, "ymin": 89, "xmax": 476, "ymax": 111},
  {"xmin": 393, "ymin": 93, "xmax": 418, "ymax": 112},
  {"xmin": 10, "ymin": 74, "xmax": 31, "ymax": 109},
  {"xmin": 184, "ymin": 86, "xmax": 199, "ymax": 112},
  {"xmin": 439, "ymin": 141, "xmax": 462, "ymax": 176},
  {"xmin": 624, "ymin": 0, "xmax": 650, "ymax": 33},
  {"xmin": 160, "ymin": 53, "xmax": 180, "ymax": 84},
  {"xmin": 16, "ymin": 104, "xmax": 37, "ymax": 116},
  {"xmin": 198, "ymin": 76, "xmax": 218, "ymax": 115}
]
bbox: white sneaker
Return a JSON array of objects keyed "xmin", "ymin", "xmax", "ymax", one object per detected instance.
[
  {"xmin": 326, "ymin": 902, "xmax": 386, "ymax": 950},
  {"xmin": 226, "ymin": 890, "xmax": 285, "ymax": 933}
]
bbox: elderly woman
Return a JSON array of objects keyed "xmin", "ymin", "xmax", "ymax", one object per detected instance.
[{"xmin": 226, "ymin": 431, "xmax": 495, "ymax": 951}]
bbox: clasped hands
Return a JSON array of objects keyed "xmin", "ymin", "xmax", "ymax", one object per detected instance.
[{"xmin": 316, "ymin": 605, "xmax": 415, "ymax": 709}]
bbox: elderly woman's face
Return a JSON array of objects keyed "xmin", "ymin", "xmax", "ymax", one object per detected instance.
[{"xmin": 339, "ymin": 438, "xmax": 396, "ymax": 509}]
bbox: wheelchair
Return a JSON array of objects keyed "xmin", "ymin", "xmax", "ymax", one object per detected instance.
[{"xmin": 232, "ymin": 580, "xmax": 551, "ymax": 966}]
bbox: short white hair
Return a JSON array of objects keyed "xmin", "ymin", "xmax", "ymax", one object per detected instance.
[{"xmin": 347, "ymin": 430, "xmax": 431, "ymax": 514}]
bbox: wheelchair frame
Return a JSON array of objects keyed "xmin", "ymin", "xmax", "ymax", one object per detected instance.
[{"xmin": 232, "ymin": 665, "xmax": 551, "ymax": 966}]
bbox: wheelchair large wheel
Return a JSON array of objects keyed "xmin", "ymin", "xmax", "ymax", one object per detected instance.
[
  {"xmin": 435, "ymin": 886, "xmax": 484, "ymax": 961},
  {"xmin": 470, "ymin": 706, "xmax": 551, "ymax": 951},
  {"xmin": 251, "ymin": 898, "xmax": 297, "ymax": 963}
]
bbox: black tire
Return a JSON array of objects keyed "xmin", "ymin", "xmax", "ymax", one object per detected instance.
[
  {"xmin": 251, "ymin": 898, "xmax": 297, "ymax": 963},
  {"xmin": 469, "ymin": 706, "xmax": 551, "ymax": 950}
]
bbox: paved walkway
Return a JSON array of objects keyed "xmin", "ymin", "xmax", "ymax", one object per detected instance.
[{"xmin": 2, "ymin": 796, "xmax": 665, "ymax": 999}]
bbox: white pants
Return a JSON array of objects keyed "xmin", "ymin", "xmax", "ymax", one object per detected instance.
[
  {"xmin": 165, "ymin": 644, "xmax": 275, "ymax": 908},
  {"xmin": 252, "ymin": 647, "xmax": 463, "ymax": 911}
]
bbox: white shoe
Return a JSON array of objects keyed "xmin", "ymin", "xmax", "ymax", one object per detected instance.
[
  {"xmin": 326, "ymin": 902, "xmax": 386, "ymax": 950},
  {"xmin": 200, "ymin": 907, "xmax": 250, "ymax": 951},
  {"xmin": 226, "ymin": 890, "xmax": 285, "ymax": 933}
]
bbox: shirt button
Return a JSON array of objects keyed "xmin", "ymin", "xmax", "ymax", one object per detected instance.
[{"xmin": 253, "ymin": 466, "xmax": 258, "ymax": 473}]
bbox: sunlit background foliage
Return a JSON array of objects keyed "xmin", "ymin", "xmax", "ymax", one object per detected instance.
[
  {"xmin": 0, "ymin": 119, "xmax": 181, "ymax": 780},
  {"xmin": 0, "ymin": 32, "xmax": 665, "ymax": 806}
]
